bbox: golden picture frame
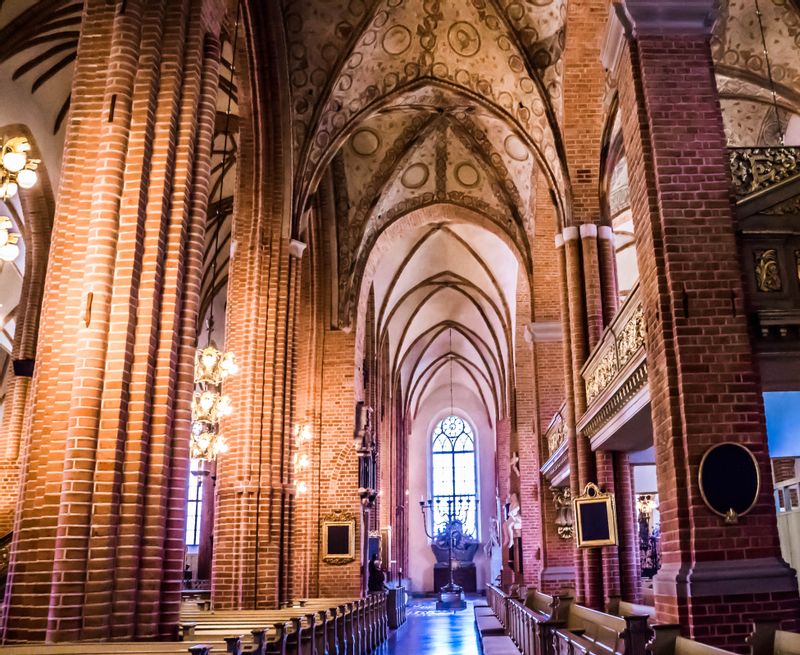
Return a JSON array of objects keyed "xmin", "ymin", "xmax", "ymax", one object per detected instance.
[
  {"xmin": 573, "ymin": 482, "xmax": 618, "ymax": 548},
  {"xmin": 322, "ymin": 511, "xmax": 356, "ymax": 565}
]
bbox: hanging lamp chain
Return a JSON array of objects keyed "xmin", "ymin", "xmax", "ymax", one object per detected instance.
[
  {"xmin": 754, "ymin": 0, "xmax": 784, "ymax": 145},
  {"xmin": 449, "ymin": 327, "xmax": 454, "ymax": 416}
]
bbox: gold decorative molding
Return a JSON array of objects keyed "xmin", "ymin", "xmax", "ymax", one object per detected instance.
[
  {"xmin": 795, "ymin": 250, "xmax": 800, "ymax": 284},
  {"xmin": 583, "ymin": 285, "xmax": 646, "ymax": 405},
  {"xmin": 754, "ymin": 249, "xmax": 782, "ymax": 293},
  {"xmin": 729, "ymin": 147, "xmax": 800, "ymax": 199},
  {"xmin": 581, "ymin": 360, "xmax": 648, "ymax": 439},
  {"xmin": 321, "ymin": 510, "xmax": 357, "ymax": 566},
  {"xmin": 551, "ymin": 487, "xmax": 574, "ymax": 540},
  {"xmin": 544, "ymin": 407, "xmax": 567, "ymax": 459}
]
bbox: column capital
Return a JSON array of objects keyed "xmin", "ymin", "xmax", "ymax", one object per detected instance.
[
  {"xmin": 523, "ymin": 321, "xmax": 563, "ymax": 344},
  {"xmin": 289, "ymin": 239, "xmax": 307, "ymax": 259},
  {"xmin": 602, "ymin": 0, "xmax": 718, "ymax": 78}
]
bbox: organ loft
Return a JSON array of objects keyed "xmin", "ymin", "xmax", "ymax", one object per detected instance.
[{"xmin": 0, "ymin": 0, "xmax": 798, "ymax": 653}]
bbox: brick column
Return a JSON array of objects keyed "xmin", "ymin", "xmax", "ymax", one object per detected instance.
[
  {"xmin": 555, "ymin": 233, "xmax": 584, "ymax": 598},
  {"xmin": 580, "ymin": 224, "xmax": 605, "ymax": 350},
  {"xmin": 597, "ymin": 226, "xmax": 619, "ymax": 324},
  {"xmin": 516, "ymin": 270, "xmax": 544, "ymax": 587},
  {"xmin": 605, "ymin": 0, "xmax": 800, "ymax": 644},
  {"xmin": 1, "ymin": 0, "xmax": 225, "ymax": 642}
]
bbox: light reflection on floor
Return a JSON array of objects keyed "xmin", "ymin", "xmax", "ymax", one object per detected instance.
[{"xmin": 378, "ymin": 597, "xmax": 482, "ymax": 655}]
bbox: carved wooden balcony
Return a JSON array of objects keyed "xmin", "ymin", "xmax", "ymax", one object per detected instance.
[
  {"xmin": 541, "ymin": 402, "xmax": 569, "ymax": 486},
  {"xmin": 731, "ymin": 146, "xmax": 800, "ymax": 390},
  {"xmin": 576, "ymin": 283, "xmax": 650, "ymax": 450},
  {"xmin": 729, "ymin": 146, "xmax": 800, "ymax": 202}
]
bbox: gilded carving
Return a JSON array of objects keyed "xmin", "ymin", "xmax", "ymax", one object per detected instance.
[
  {"xmin": 585, "ymin": 344, "xmax": 617, "ymax": 403},
  {"xmin": 547, "ymin": 416, "xmax": 566, "ymax": 458},
  {"xmin": 729, "ymin": 147, "xmax": 800, "ymax": 198},
  {"xmin": 551, "ymin": 487, "xmax": 574, "ymax": 540},
  {"xmin": 616, "ymin": 305, "xmax": 646, "ymax": 368},
  {"xmin": 796, "ymin": 250, "xmax": 800, "ymax": 284},
  {"xmin": 754, "ymin": 249, "xmax": 782, "ymax": 293}
]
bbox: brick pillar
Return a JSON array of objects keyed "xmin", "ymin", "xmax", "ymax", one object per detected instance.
[
  {"xmin": 597, "ymin": 226, "xmax": 619, "ymax": 325},
  {"xmin": 1, "ymin": 0, "xmax": 225, "ymax": 642},
  {"xmin": 555, "ymin": 233, "xmax": 583, "ymax": 599},
  {"xmin": 317, "ymin": 327, "xmax": 362, "ymax": 598},
  {"xmin": 562, "ymin": 227, "xmax": 604, "ymax": 608},
  {"xmin": 516, "ymin": 269, "xmax": 544, "ymax": 587},
  {"xmin": 614, "ymin": 454, "xmax": 641, "ymax": 602},
  {"xmin": 606, "ymin": 0, "xmax": 800, "ymax": 645},
  {"xmin": 580, "ymin": 224, "xmax": 605, "ymax": 350}
]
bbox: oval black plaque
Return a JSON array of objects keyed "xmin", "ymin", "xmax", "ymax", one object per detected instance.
[{"xmin": 699, "ymin": 443, "xmax": 760, "ymax": 520}]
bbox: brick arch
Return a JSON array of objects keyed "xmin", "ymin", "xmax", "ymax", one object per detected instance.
[{"xmin": 351, "ymin": 202, "xmax": 533, "ymax": 409}]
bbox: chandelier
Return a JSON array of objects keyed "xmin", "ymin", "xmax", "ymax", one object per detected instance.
[
  {"xmin": 190, "ymin": 343, "xmax": 237, "ymax": 461},
  {"xmin": 0, "ymin": 216, "xmax": 20, "ymax": 262},
  {"xmin": 0, "ymin": 137, "xmax": 39, "ymax": 200}
]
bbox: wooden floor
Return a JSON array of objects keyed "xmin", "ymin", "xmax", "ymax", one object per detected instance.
[{"xmin": 379, "ymin": 597, "xmax": 480, "ymax": 655}]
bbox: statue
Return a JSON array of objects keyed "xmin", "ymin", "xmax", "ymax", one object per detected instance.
[
  {"xmin": 484, "ymin": 516, "xmax": 501, "ymax": 558},
  {"xmin": 503, "ymin": 493, "xmax": 522, "ymax": 547}
]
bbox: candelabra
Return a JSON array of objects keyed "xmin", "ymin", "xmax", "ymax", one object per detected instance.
[{"xmin": 420, "ymin": 496, "xmax": 476, "ymax": 610}]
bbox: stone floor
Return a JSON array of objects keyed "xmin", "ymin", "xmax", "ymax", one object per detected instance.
[{"xmin": 379, "ymin": 597, "xmax": 481, "ymax": 654}]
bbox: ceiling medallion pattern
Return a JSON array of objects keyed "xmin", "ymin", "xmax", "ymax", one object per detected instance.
[
  {"xmin": 350, "ymin": 128, "xmax": 382, "ymax": 156},
  {"xmin": 285, "ymin": 0, "xmax": 566, "ymax": 208},
  {"xmin": 455, "ymin": 162, "xmax": 480, "ymax": 188},
  {"xmin": 401, "ymin": 163, "xmax": 430, "ymax": 188},
  {"xmin": 448, "ymin": 22, "xmax": 481, "ymax": 57},
  {"xmin": 383, "ymin": 24, "xmax": 413, "ymax": 55}
]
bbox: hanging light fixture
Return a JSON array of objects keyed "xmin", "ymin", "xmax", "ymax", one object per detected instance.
[
  {"xmin": 0, "ymin": 216, "xmax": 20, "ymax": 262},
  {"xmin": 189, "ymin": 6, "xmax": 243, "ymax": 462},
  {"xmin": 0, "ymin": 137, "xmax": 39, "ymax": 200}
]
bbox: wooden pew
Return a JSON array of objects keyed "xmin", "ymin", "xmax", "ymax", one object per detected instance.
[
  {"xmin": 181, "ymin": 594, "xmax": 388, "ymax": 655},
  {"xmin": 605, "ymin": 597, "xmax": 657, "ymax": 623},
  {"xmin": 387, "ymin": 586, "xmax": 407, "ymax": 630},
  {"xmin": 748, "ymin": 622, "xmax": 800, "ymax": 655},
  {"xmin": 551, "ymin": 603, "xmax": 650, "ymax": 655},
  {"xmin": 0, "ymin": 643, "xmax": 217, "ymax": 655},
  {"xmin": 650, "ymin": 625, "xmax": 738, "ymax": 655}
]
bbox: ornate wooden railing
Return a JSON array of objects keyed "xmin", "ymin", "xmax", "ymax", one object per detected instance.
[
  {"xmin": 729, "ymin": 146, "xmax": 800, "ymax": 199},
  {"xmin": 578, "ymin": 284, "xmax": 648, "ymax": 441},
  {"xmin": 583, "ymin": 284, "xmax": 646, "ymax": 405},
  {"xmin": 544, "ymin": 404, "xmax": 567, "ymax": 460}
]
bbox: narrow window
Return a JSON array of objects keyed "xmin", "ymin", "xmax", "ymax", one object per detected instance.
[{"xmin": 431, "ymin": 415, "xmax": 478, "ymax": 538}]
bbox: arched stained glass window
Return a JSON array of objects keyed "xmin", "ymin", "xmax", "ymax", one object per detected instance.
[{"xmin": 431, "ymin": 415, "xmax": 478, "ymax": 538}]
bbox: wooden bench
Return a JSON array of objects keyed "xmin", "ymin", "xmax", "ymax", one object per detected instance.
[
  {"xmin": 0, "ymin": 643, "xmax": 220, "ymax": 655},
  {"xmin": 551, "ymin": 603, "xmax": 650, "ymax": 655},
  {"xmin": 650, "ymin": 625, "xmax": 738, "ymax": 655},
  {"xmin": 181, "ymin": 594, "xmax": 387, "ymax": 655},
  {"xmin": 482, "ymin": 635, "xmax": 525, "ymax": 655},
  {"xmin": 386, "ymin": 586, "xmax": 407, "ymax": 629},
  {"xmin": 506, "ymin": 591, "xmax": 571, "ymax": 655},
  {"xmin": 749, "ymin": 622, "xmax": 800, "ymax": 655},
  {"xmin": 605, "ymin": 597, "xmax": 657, "ymax": 623}
]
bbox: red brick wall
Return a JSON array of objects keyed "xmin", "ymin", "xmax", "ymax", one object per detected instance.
[{"xmin": 614, "ymin": 9, "xmax": 800, "ymax": 645}]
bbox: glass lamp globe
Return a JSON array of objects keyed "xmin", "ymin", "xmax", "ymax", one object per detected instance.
[
  {"xmin": 217, "ymin": 395, "xmax": 233, "ymax": 417},
  {"xmin": 2, "ymin": 150, "xmax": 26, "ymax": 174},
  {"xmin": 0, "ymin": 180, "xmax": 18, "ymax": 199},
  {"xmin": 16, "ymin": 168, "xmax": 37, "ymax": 189},
  {"xmin": 0, "ymin": 242, "xmax": 19, "ymax": 262}
]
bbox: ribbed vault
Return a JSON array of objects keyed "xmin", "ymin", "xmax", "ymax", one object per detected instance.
[{"xmin": 361, "ymin": 212, "xmax": 523, "ymax": 428}]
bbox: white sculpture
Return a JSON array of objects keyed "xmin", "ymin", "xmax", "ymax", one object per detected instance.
[{"xmin": 503, "ymin": 493, "xmax": 523, "ymax": 547}]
